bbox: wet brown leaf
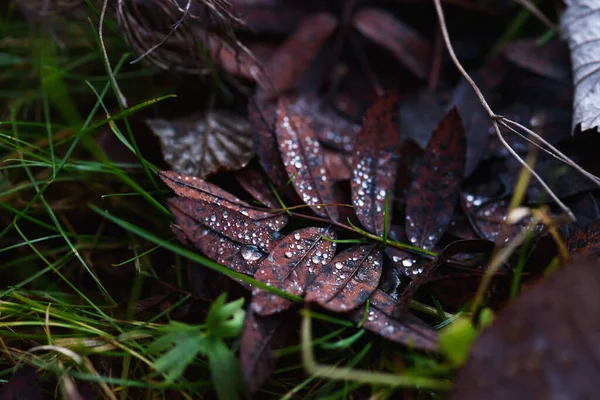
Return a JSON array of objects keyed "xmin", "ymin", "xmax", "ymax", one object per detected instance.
[
  {"xmin": 160, "ymin": 170, "xmax": 287, "ymax": 231},
  {"xmin": 168, "ymin": 197, "xmax": 281, "ymax": 253},
  {"xmin": 348, "ymin": 289, "xmax": 438, "ymax": 351},
  {"xmin": 147, "ymin": 111, "xmax": 253, "ymax": 178},
  {"xmin": 306, "ymin": 245, "xmax": 382, "ymax": 312},
  {"xmin": 396, "ymin": 240, "xmax": 494, "ymax": 316},
  {"xmin": 351, "ymin": 90, "xmax": 401, "ymax": 236},
  {"xmin": 352, "ymin": 8, "xmax": 431, "ymax": 79},
  {"xmin": 567, "ymin": 218, "xmax": 600, "ymax": 259},
  {"xmin": 405, "ymin": 108, "xmax": 466, "ymax": 250},
  {"xmin": 252, "ymin": 227, "xmax": 337, "ymax": 316},
  {"xmin": 452, "ymin": 259, "xmax": 600, "ymax": 399},
  {"xmin": 170, "ymin": 209, "xmax": 264, "ymax": 276},
  {"xmin": 288, "ymin": 93, "xmax": 361, "ymax": 153},
  {"xmin": 262, "ymin": 12, "xmax": 338, "ymax": 95},
  {"xmin": 248, "ymin": 96, "xmax": 291, "ymax": 192},
  {"xmin": 276, "ymin": 96, "xmax": 339, "ymax": 220}
]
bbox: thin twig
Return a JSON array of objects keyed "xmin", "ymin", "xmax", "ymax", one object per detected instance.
[
  {"xmin": 432, "ymin": 0, "xmax": 600, "ymax": 221},
  {"xmin": 100, "ymin": 0, "xmax": 128, "ymax": 108}
]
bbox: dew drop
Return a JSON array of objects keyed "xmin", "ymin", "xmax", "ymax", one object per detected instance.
[{"xmin": 335, "ymin": 262, "xmax": 343, "ymax": 270}]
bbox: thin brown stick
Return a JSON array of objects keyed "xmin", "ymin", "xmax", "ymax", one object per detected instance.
[{"xmin": 431, "ymin": 0, "xmax": 600, "ymax": 221}]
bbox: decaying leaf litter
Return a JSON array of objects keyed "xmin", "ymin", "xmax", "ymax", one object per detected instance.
[{"xmin": 4, "ymin": 0, "xmax": 600, "ymax": 398}]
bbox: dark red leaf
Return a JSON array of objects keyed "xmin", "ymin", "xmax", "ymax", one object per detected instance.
[
  {"xmin": 160, "ymin": 170, "xmax": 287, "ymax": 231},
  {"xmin": 240, "ymin": 310, "xmax": 292, "ymax": 393},
  {"xmin": 348, "ymin": 289, "xmax": 438, "ymax": 351},
  {"xmin": 147, "ymin": 111, "xmax": 254, "ymax": 178},
  {"xmin": 385, "ymin": 247, "xmax": 425, "ymax": 277},
  {"xmin": 323, "ymin": 149, "xmax": 353, "ymax": 182},
  {"xmin": 352, "ymin": 8, "xmax": 431, "ymax": 79},
  {"xmin": 170, "ymin": 209, "xmax": 264, "ymax": 275},
  {"xmin": 168, "ymin": 197, "xmax": 280, "ymax": 253},
  {"xmin": 351, "ymin": 90, "xmax": 401, "ymax": 236},
  {"xmin": 396, "ymin": 239, "xmax": 494, "ymax": 316},
  {"xmin": 306, "ymin": 245, "xmax": 382, "ymax": 312},
  {"xmin": 235, "ymin": 166, "xmax": 281, "ymax": 209},
  {"xmin": 252, "ymin": 227, "xmax": 337, "ymax": 316},
  {"xmin": 451, "ymin": 259, "xmax": 600, "ymax": 400},
  {"xmin": 248, "ymin": 96, "xmax": 291, "ymax": 192},
  {"xmin": 567, "ymin": 219, "xmax": 600, "ymax": 259},
  {"xmin": 0, "ymin": 366, "xmax": 42, "ymax": 400},
  {"xmin": 276, "ymin": 96, "xmax": 339, "ymax": 220},
  {"xmin": 262, "ymin": 12, "xmax": 338, "ymax": 95},
  {"xmin": 405, "ymin": 107, "xmax": 466, "ymax": 250},
  {"xmin": 288, "ymin": 94, "xmax": 361, "ymax": 153},
  {"xmin": 461, "ymin": 195, "xmax": 527, "ymax": 242}
]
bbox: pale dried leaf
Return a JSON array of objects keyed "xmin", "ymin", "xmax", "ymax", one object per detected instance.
[
  {"xmin": 147, "ymin": 111, "xmax": 254, "ymax": 178},
  {"xmin": 561, "ymin": 0, "xmax": 600, "ymax": 131}
]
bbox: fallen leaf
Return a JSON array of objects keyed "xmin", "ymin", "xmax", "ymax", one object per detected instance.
[
  {"xmin": 561, "ymin": 0, "xmax": 600, "ymax": 131},
  {"xmin": 168, "ymin": 197, "xmax": 281, "ymax": 253},
  {"xmin": 405, "ymin": 108, "xmax": 466, "ymax": 250},
  {"xmin": 452, "ymin": 259, "xmax": 600, "ymax": 399},
  {"xmin": 323, "ymin": 149, "xmax": 353, "ymax": 182},
  {"xmin": 252, "ymin": 227, "xmax": 337, "ymax": 316},
  {"xmin": 352, "ymin": 8, "xmax": 431, "ymax": 79},
  {"xmin": 262, "ymin": 12, "xmax": 338, "ymax": 95},
  {"xmin": 248, "ymin": 96, "xmax": 291, "ymax": 192},
  {"xmin": 239, "ymin": 310, "xmax": 291, "ymax": 393},
  {"xmin": 396, "ymin": 240, "xmax": 494, "ymax": 316},
  {"xmin": 170, "ymin": 211, "xmax": 264, "ymax": 276},
  {"xmin": 567, "ymin": 218, "xmax": 600, "ymax": 259},
  {"xmin": 147, "ymin": 111, "xmax": 254, "ymax": 178},
  {"xmin": 276, "ymin": 96, "xmax": 339, "ymax": 220},
  {"xmin": 503, "ymin": 39, "xmax": 570, "ymax": 82},
  {"xmin": 351, "ymin": 90, "xmax": 401, "ymax": 236},
  {"xmin": 348, "ymin": 289, "xmax": 438, "ymax": 351},
  {"xmin": 235, "ymin": 166, "xmax": 281, "ymax": 209},
  {"xmin": 306, "ymin": 245, "xmax": 382, "ymax": 312},
  {"xmin": 287, "ymin": 94, "xmax": 361, "ymax": 153},
  {"xmin": 160, "ymin": 170, "xmax": 287, "ymax": 231}
]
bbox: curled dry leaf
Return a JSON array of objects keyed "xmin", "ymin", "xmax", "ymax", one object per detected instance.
[
  {"xmin": 351, "ymin": 90, "xmax": 401, "ymax": 236},
  {"xmin": 252, "ymin": 227, "xmax": 337, "ymax": 316},
  {"xmin": 168, "ymin": 197, "xmax": 281, "ymax": 253},
  {"xmin": 349, "ymin": 289, "xmax": 438, "ymax": 351},
  {"xmin": 160, "ymin": 171, "xmax": 287, "ymax": 231},
  {"xmin": 240, "ymin": 310, "xmax": 291, "ymax": 393},
  {"xmin": 147, "ymin": 111, "xmax": 254, "ymax": 178},
  {"xmin": 405, "ymin": 107, "xmax": 466, "ymax": 250},
  {"xmin": 452, "ymin": 259, "xmax": 600, "ymax": 399},
  {"xmin": 170, "ymin": 208, "xmax": 264, "ymax": 275},
  {"xmin": 561, "ymin": 0, "xmax": 600, "ymax": 131},
  {"xmin": 306, "ymin": 245, "xmax": 383, "ymax": 312},
  {"xmin": 262, "ymin": 12, "xmax": 338, "ymax": 95},
  {"xmin": 276, "ymin": 96, "xmax": 339, "ymax": 220},
  {"xmin": 352, "ymin": 8, "xmax": 431, "ymax": 79}
]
